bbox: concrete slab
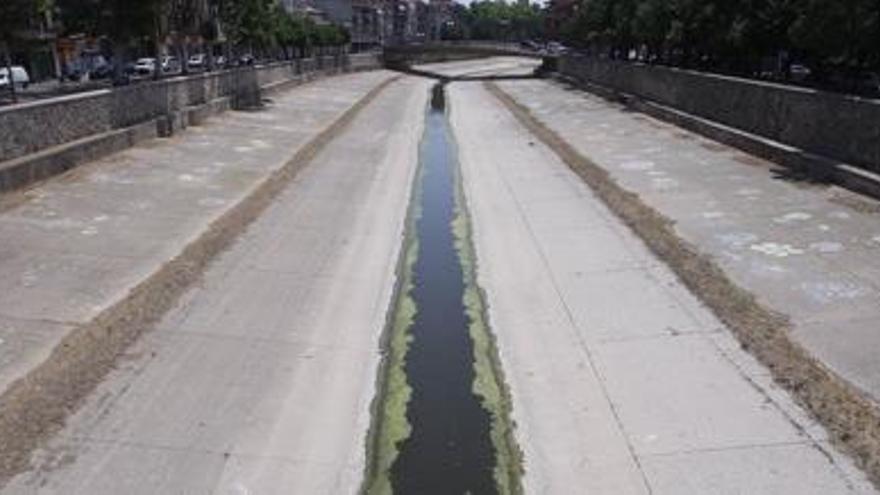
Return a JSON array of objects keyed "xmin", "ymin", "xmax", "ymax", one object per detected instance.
[
  {"xmin": 0, "ymin": 251, "xmax": 146, "ymax": 323},
  {"xmin": 560, "ymin": 268, "xmax": 708, "ymax": 342},
  {"xmin": 498, "ymin": 77, "xmax": 880, "ymax": 403},
  {"xmin": 15, "ymin": 440, "xmax": 228, "ymax": 495},
  {"xmin": 447, "ymin": 77, "xmax": 875, "ymax": 494},
  {"xmin": 0, "ymin": 317, "xmax": 74, "ymax": 393},
  {"xmin": 1, "ymin": 75, "xmax": 431, "ymax": 494},
  {"xmin": 594, "ymin": 334, "xmax": 803, "ymax": 455},
  {"xmin": 797, "ymin": 317, "xmax": 880, "ymax": 401},
  {"xmin": 0, "ymin": 71, "xmax": 395, "ymax": 403},
  {"xmin": 640, "ymin": 442, "xmax": 874, "ymax": 495}
]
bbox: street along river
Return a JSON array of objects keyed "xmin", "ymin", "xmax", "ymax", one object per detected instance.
[{"xmin": 364, "ymin": 84, "xmax": 521, "ymax": 495}]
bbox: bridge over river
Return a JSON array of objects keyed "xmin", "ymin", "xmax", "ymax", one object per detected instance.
[{"xmin": 0, "ymin": 56, "xmax": 879, "ymax": 495}]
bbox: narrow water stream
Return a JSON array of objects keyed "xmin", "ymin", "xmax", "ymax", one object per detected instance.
[
  {"xmin": 365, "ymin": 83, "xmax": 520, "ymax": 495},
  {"xmin": 389, "ymin": 84, "xmax": 497, "ymax": 494}
]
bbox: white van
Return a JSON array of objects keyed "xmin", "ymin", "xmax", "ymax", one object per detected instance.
[{"xmin": 0, "ymin": 66, "xmax": 30, "ymax": 89}]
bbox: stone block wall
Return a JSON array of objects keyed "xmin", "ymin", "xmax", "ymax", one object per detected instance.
[
  {"xmin": 0, "ymin": 52, "xmax": 381, "ymax": 164},
  {"xmin": 559, "ymin": 55, "xmax": 880, "ymax": 174}
]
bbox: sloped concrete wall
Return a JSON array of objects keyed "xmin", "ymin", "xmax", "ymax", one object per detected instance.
[{"xmin": 559, "ymin": 55, "xmax": 880, "ymax": 174}]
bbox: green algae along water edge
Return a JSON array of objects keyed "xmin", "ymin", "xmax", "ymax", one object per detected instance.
[{"xmin": 362, "ymin": 84, "xmax": 522, "ymax": 495}]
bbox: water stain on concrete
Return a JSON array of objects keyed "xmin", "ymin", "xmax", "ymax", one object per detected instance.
[
  {"xmin": 809, "ymin": 242, "xmax": 845, "ymax": 254},
  {"xmin": 620, "ymin": 160, "xmax": 655, "ymax": 171},
  {"xmin": 750, "ymin": 242, "xmax": 805, "ymax": 257},
  {"xmin": 774, "ymin": 212, "xmax": 813, "ymax": 224}
]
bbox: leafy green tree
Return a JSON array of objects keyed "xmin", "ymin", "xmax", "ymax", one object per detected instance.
[
  {"xmin": 790, "ymin": 0, "xmax": 880, "ymax": 73},
  {"xmin": 56, "ymin": 0, "xmax": 164, "ymax": 78},
  {"xmin": 0, "ymin": 0, "xmax": 45, "ymax": 99},
  {"xmin": 559, "ymin": 0, "xmax": 879, "ymax": 85},
  {"xmin": 463, "ymin": 0, "xmax": 544, "ymax": 42},
  {"xmin": 216, "ymin": 0, "xmax": 275, "ymax": 55}
]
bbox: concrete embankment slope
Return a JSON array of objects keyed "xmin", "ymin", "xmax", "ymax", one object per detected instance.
[
  {"xmin": 0, "ymin": 70, "xmax": 406, "ymax": 487},
  {"xmin": 491, "ymin": 77, "xmax": 880, "ymax": 482},
  {"xmin": 0, "ymin": 75, "xmax": 430, "ymax": 494},
  {"xmin": 449, "ymin": 80, "xmax": 876, "ymax": 494}
]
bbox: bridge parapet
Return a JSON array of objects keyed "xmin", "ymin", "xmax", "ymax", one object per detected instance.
[{"xmin": 383, "ymin": 41, "xmax": 546, "ymax": 68}]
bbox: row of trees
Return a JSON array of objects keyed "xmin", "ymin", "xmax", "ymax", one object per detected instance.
[
  {"xmin": 2, "ymin": 0, "xmax": 350, "ymax": 82},
  {"xmin": 560, "ymin": 0, "xmax": 880, "ymax": 81},
  {"xmin": 442, "ymin": 0, "xmax": 545, "ymax": 42}
]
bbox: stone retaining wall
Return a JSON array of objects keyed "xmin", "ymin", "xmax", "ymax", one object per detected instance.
[
  {"xmin": 0, "ymin": 52, "xmax": 381, "ymax": 165},
  {"xmin": 559, "ymin": 54, "xmax": 880, "ymax": 174}
]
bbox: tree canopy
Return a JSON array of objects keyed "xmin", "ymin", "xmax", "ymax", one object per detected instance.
[
  {"xmin": 560, "ymin": 0, "xmax": 880, "ymax": 76},
  {"xmin": 444, "ymin": 0, "xmax": 545, "ymax": 42},
  {"xmin": 46, "ymin": 0, "xmax": 349, "ymax": 59}
]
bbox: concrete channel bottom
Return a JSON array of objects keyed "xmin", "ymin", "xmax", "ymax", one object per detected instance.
[{"xmin": 1, "ymin": 58, "xmax": 878, "ymax": 495}]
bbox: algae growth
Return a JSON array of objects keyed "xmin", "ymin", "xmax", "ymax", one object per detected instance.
[
  {"xmin": 363, "ymin": 84, "xmax": 522, "ymax": 495},
  {"xmin": 451, "ymin": 116, "xmax": 524, "ymax": 495}
]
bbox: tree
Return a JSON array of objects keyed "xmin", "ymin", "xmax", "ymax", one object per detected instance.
[
  {"xmin": 463, "ymin": 0, "xmax": 544, "ymax": 42},
  {"xmin": 216, "ymin": 0, "xmax": 276, "ymax": 56},
  {"xmin": 790, "ymin": 0, "xmax": 879, "ymax": 74},
  {"xmin": 56, "ymin": 0, "xmax": 164, "ymax": 79},
  {"xmin": 0, "ymin": 0, "xmax": 48, "ymax": 100},
  {"xmin": 558, "ymin": 0, "xmax": 879, "ymax": 87},
  {"xmin": 165, "ymin": 0, "xmax": 209, "ymax": 74}
]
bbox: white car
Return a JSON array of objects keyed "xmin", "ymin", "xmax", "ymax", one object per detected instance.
[
  {"xmin": 0, "ymin": 66, "xmax": 30, "ymax": 89},
  {"xmin": 547, "ymin": 42, "xmax": 569, "ymax": 55},
  {"xmin": 188, "ymin": 54, "xmax": 206, "ymax": 69},
  {"xmin": 161, "ymin": 56, "xmax": 180, "ymax": 73},
  {"xmin": 133, "ymin": 58, "xmax": 156, "ymax": 75},
  {"xmin": 789, "ymin": 63, "xmax": 812, "ymax": 81}
]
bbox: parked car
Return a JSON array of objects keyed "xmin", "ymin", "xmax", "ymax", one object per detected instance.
[
  {"xmin": 0, "ymin": 66, "xmax": 30, "ymax": 89},
  {"xmin": 133, "ymin": 58, "xmax": 157, "ymax": 75},
  {"xmin": 214, "ymin": 55, "xmax": 227, "ymax": 68},
  {"xmin": 547, "ymin": 42, "xmax": 569, "ymax": 55},
  {"xmin": 238, "ymin": 54, "xmax": 255, "ymax": 66},
  {"xmin": 161, "ymin": 56, "xmax": 180, "ymax": 73},
  {"xmin": 188, "ymin": 53, "xmax": 206, "ymax": 70},
  {"xmin": 789, "ymin": 63, "xmax": 812, "ymax": 81}
]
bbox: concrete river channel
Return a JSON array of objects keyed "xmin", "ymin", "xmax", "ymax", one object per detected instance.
[{"xmin": 363, "ymin": 84, "xmax": 522, "ymax": 495}]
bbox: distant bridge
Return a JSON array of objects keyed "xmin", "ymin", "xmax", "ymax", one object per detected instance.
[
  {"xmin": 381, "ymin": 41, "xmax": 556, "ymax": 77},
  {"xmin": 382, "ymin": 41, "xmax": 547, "ymax": 66}
]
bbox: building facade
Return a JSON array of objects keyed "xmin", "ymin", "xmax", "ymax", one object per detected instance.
[{"xmin": 351, "ymin": 0, "xmax": 383, "ymax": 50}]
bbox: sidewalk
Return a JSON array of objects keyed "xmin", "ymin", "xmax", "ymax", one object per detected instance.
[
  {"xmin": 450, "ymin": 80, "xmax": 877, "ymax": 494},
  {"xmin": 0, "ymin": 70, "xmax": 394, "ymax": 471}
]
